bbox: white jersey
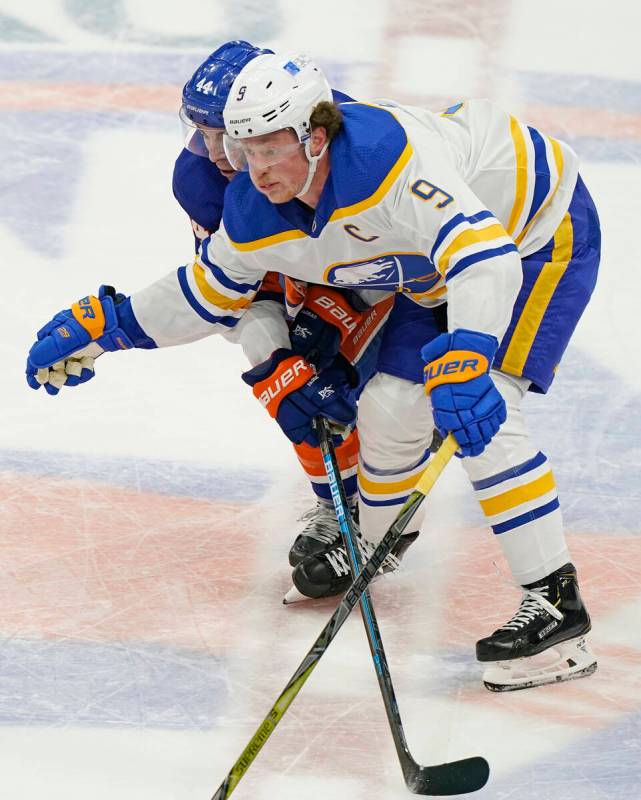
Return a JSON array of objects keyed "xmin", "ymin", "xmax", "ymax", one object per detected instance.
[{"xmin": 131, "ymin": 99, "xmax": 578, "ymax": 349}]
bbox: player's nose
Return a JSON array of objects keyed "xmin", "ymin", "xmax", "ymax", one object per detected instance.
[{"xmin": 249, "ymin": 163, "xmax": 269, "ymax": 180}]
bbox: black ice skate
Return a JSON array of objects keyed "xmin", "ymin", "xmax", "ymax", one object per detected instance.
[
  {"xmin": 476, "ymin": 562, "xmax": 597, "ymax": 691},
  {"xmin": 284, "ymin": 529, "xmax": 419, "ymax": 602},
  {"xmin": 288, "ymin": 501, "xmax": 358, "ymax": 567}
]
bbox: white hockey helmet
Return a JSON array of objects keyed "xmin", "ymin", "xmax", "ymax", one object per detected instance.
[
  {"xmin": 223, "ymin": 52, "xmax": 333, "ymax": 196},
  {"xmin": 223, "ymin": 51, "xmax": 332, "ymax": 142}
]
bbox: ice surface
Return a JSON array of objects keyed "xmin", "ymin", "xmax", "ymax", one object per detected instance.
[{"xmin": 1, "ymin": 1, "xmax": 640, "ymax": 798}]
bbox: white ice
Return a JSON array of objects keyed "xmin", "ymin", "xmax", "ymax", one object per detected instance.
[{"xmin": 1, "ymin": 1, "xmax": 640, "ymax": 798}]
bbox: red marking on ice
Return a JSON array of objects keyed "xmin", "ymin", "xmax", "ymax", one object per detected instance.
[
  {"xmin": 2, "ymin": 82, "xmax": 641, "ymax": 142},
  {"xmin": 0, "ymin": 473, "xmax": 261, "ymax": 650},
  {"xmin": 445, "ymin": 529, "xmax": 641, "ymax": 728},
  {"xmin": 524, "ymin": 105, "xmax": 641, "ymax": 141},
  {"xmin": 442, "ymin": 530, "xmax": 641, "ymax": 645},
  {"xmin": 0, "ymin": 81, "xmax": 179, "ymax": 111}
]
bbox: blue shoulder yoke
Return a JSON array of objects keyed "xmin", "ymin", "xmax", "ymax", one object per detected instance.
[{"xmin": 222, "ymin": 102, "xmax": 408, "ymax": 247}]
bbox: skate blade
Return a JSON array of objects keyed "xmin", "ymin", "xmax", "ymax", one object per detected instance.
[
  {"xmin": 283, "ymin": 585, "xmax": 309, "ymax": 604},
  {"xmin": 283, "ymin": 584, "xmax": 345, "ymax": 604},
  {"xmin": 482, "ymin": 636, "xmax": 598, "ymax": 692}
]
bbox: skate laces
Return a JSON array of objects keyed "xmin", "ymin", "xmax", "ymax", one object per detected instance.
[
  {"xmin": 323, "ymin": 534, "xmax": 401, "ymax": 577},
  {"xmin": 297, "ymin": 503, "xmax": 345, "ymax": 546},
  {"xmin": 499, "ymin": 586, "xmax": 564, "ymax": 631}
]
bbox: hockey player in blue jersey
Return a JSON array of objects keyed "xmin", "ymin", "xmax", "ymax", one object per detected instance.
[
  {"xmin": 25, "ymin": 43, "xmax": 416, "ymax": 583},
  {"xmin": 171, "ymin": 41, "xmax": 417, "ymax": 571},
  {"xmin": 25, "ymin": 49, "xmax": 601, "ymax": 691},
  {"xmin": 172, "ymin": 41, "xmax": 358, "ymax": 562}
]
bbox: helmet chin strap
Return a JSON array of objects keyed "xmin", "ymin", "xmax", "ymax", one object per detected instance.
[{"xmin": 296, "ymin": 140, "xmax": 328, "ymax": 199}]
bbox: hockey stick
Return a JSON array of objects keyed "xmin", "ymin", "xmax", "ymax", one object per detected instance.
[
  {"xmin": 314, "ymin": 417, "xmax": 489, "ymax": 795},
  {"xmin": 209, "ymin": 431, "xmax": 479, "ymax": 800}
]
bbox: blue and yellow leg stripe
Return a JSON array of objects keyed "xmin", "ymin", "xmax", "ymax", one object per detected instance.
[
  {"xmin": 473, "ymin": 451, "xmax": 560, "ymax": 534},
  {"xmin": 358, "ymin": 450, "xmax": 430, "ymax": 508}
]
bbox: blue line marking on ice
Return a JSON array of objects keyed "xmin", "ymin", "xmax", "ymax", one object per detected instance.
[
  {"xmin": 0, "ymin": 448, "xmax": 271, "ymax": 502},
  {"xmin": 0, "ymin": 638, "xmax": 229, "ymax": 730},
  {"xmin": 517, "ymin": 69, "xmax": 641, "ymax": 115},
  {"xmin": 0, "ymin": 49, "xmax": 203, "ymax": 82},
  {"xmin": 482, "ymin": 708, "xmax": 641, "ymax": 800},
  {"xmin": 562, "ymin": 136, "xmax": 641, "ymax": 163},
  {"xmin": 449, "ymin": 346, "xmax": 641, "ymax": 535}
]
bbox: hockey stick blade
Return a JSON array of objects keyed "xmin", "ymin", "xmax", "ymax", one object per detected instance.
[{"xmin": 405, "ymin": 756, "xmax": 490, "ymax": 795}]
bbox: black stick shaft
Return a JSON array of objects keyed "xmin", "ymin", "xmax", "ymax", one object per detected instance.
[
  {"xmin": 315, "ymin": 423, "xmax": 490, "ymax": 797},
  {"xmin": 314, "ymin": 417, "xmax": 418, "ymax": 783}
]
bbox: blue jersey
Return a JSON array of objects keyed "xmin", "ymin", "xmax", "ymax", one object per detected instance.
[{"xmin": 172, "ymin": 148, "xmax": 228, "ymax": 245}]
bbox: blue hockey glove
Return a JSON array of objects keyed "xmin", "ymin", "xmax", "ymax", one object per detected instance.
[
  {"xmin": 421, "ymin": 329, "xmax": 506, "ymax": 458},
  {"xmin": 290, "ymin": 286, "xmax": 367, "ymax": 371},
  {"xmin": 26, "ymin": 286, "xmax": 135, "ymax": 396},
  {"xmin": 242, "ymin": 348, "xmax": 357, "ymax": 446}
]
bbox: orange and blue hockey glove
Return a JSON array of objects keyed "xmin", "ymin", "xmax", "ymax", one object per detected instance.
[
  {"xmin": 421, "ymin": 329, "xmax": 506, "ymax": 457},
  {"xmin": 242, "ymin": 348, "xmax": 357, "ymax": 446},
  {"xmin": 290, "ymin": 286, "xmax": 368, "ymax": 370},
  {"xmin": 26, "ymin": 285, "xmax": 151, "ymax": 395}
]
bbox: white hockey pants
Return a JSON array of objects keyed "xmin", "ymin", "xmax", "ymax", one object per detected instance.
[{"xmin": 356, "ymin": 371, "xmax": 571, "ymax": 585}]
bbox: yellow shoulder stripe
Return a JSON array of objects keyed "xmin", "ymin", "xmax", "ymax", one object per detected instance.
[
  {"xmin": 515, "ymin": 138, "xmax": 564, "ymax": 247},
  {"xmin": 506, "ymin": 116, "xmax": 528, "ymax": 237},
  {"xmin": 193, "ymin": 263, "xmax": 253, "ymax": 311},
  {"xmin": 229, "ymin": 228, "xmax": 307, "ymax": 253}
]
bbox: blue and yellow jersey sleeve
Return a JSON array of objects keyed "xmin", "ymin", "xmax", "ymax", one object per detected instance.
[
  {"xmin": 130, "ymin": 225, "xmax": 266, "ymax": 348},
  {"xmin": 176, "ymin": 234, "xmax": 262, "ymax": 328}
]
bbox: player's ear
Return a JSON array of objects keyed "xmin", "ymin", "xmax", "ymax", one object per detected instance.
[{"xmin": 310, "ymin": 126, "xmax": 328, "ymax": 158}]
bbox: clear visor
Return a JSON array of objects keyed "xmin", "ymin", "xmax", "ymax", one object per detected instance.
[
  {"xmin": 179, "ymin": 105, "xmax": 216, "ymax": 158},
  {"xmin": 223, "ymin": 134, "xmax": 304, "ymax": 172}
]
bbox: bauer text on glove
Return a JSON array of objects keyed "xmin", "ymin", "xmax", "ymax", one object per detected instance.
[
  {"xmin": 26, "ymin": 285, "xmax": 154, "ymax": 395},
  {"xmin": 242, "ymin": 348, "xmax": 357, "ymax": 446},
  {"xmin": 289, "ymin": 286, "xmax": 368, "ymax": 371},
  {"xmin": 421, "ymin": 329, "xmax": 506, "ymax": 458}
]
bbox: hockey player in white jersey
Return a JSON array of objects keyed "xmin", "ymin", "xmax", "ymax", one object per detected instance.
[
  {"xmin": 173, "ymin": 41, "xmax": 404, "ymax": 568},
  {"xmin": 25, "ymin": 52, "xmax": 601, "ymax": 691}
]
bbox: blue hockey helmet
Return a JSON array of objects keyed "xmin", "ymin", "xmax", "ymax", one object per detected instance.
[{"xmin": 180, "ymin": 40, "xmax": 274, "ymax": 130}]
